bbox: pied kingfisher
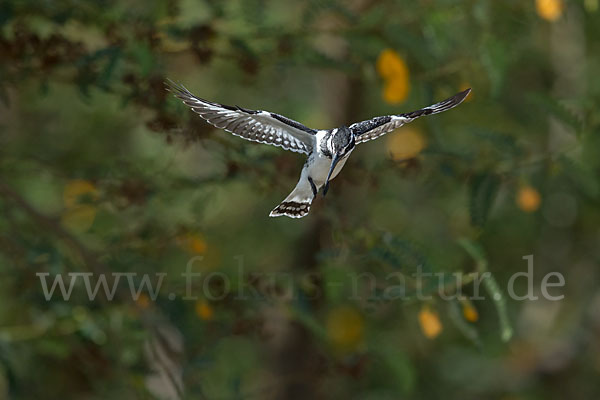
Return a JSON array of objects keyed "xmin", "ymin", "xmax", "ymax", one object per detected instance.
[{"xmin": 167, "ymin": 81, "xmax": 470, "ymax": 219}]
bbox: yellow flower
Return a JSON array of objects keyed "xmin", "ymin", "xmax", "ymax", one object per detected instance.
[
  {"xmin": 383, "ymin": 77, "xmax": 411, "ymax": 104},
  {"xmin": 63, "ymin": 179, "xmax": 98, "ymax": 208},
  {"xmin": 326, "ymin": 306, "xmax": 364, "ymax": 350},
  {"xmin": 61, "ymin": 205, "xmax": 97, "ymax": 232},
  {"xmin": 377, "ymin": 49, "xmax": 408, "ymax": 79},
  {"xmin": 377, "ymin": 49, "xmax": 410, "ymax": 104},
  {"xmin": 517, "ymin": 185, "xmax": 541, "ymax": 212},
  {"xmin": 179, "ymin": 233, "xmax": 208, "ymax": 255},
  {"xmin": 386, "ymin": 127, "xmax": 426, "ymax": 161},
  {"xmin": 136, "ymin": 293, "xmax": 151, "ymax": 309},
  {"xmin": 188, "ymin": 235, "xmax": 207, "ymax": 254},
  {"xmin": 195, "ymin": 300, "xmax": 214, "ymax": 320},
  {"xmin": 178, "ymin": 235, "xmax": 220, "ymax": 270},
  {"xmin": 536, "ymin": 0, "xmax": 563, "ymax": 21},
  {"xmin": 418, "ymin": 305, "xmax": 442, "ymax": 339},
  {"xmin": 461, "ymin": 300, "xmax": 479, "ymax": 322}
]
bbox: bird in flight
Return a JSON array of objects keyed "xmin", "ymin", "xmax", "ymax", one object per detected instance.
[{"xmin": 167, "ymin": 81, "xmax": 470, "ymax": 219}]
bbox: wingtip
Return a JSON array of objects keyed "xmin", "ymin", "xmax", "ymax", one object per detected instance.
[
  {"xmin": 164, "ymin": 78, "xmax": 189, "ymax": 94},
  {"xmin": 459, "ymin": 87, "xmax": 472, "ymax": 100},
  {"xmin": 446, "ymin": 87, "xmax": 471, "ymax": 107},
  {"xmin": 164, "ymin": 78, "xmax": 177, "ymax": 92}
]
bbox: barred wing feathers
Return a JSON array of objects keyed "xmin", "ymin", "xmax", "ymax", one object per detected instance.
[
  {"xmin": 350, "ymin": 89, "xmax": 471, "ymax": 144},
  {"xmin": 167, "ymin": 81, "xmax": 317, "ymax": 154}
]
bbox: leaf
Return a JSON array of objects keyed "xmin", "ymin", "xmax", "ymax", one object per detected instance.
[
  {"xmin": 204, "ymin": 0, "xmax": 225, "ymax": 18},
  {"xmin": 290, "ymin": 304, "xmax": 328, "ymax": 341},
  {"xmin": 527, "ymin": 92, "xmax": 584, "ymax": 133},
  {"xmin": 75, "ymin": 46, "xmax": 122, "ymax": 97},
  {"xmin": 469, "ymin": 172, "xmax": 500, "ymax": 228},
  {"xmin": 384, "ymin": 25, "xmax": 435, "ymax": 68},
  {"xmin": 458, "ymin": 239, "xmax": 513, "ymax": 342},
  {"xmin": 480, "ymin": 34, "xmax": 509, "ymax": 96},
  {"xmin": 0, "ymin": 363, "xmax": 9, "ymax": 398},
  {"xmin": 301, "ymin": 0, "xmax": 338, "ymax": 26},
  {"xmin": 370, "ymin": 234, "xmax": 433, "ymax": 273},
  {"xmin": 346, "ymin": 32, "xmax": 387, "ymax": 61},
  {"xmin": 130, "ymin": 43, "xmax": 155, "ymax": 77},
  {"xmin": 447, "ymin": 299, "xmax": 481, "ymax": 346},
  {"xmin": 356, "ymin": 5, "xmax": 386, "ymax": 29},
  {"xmin": 240, "ymin": 0, "xmax": 266, "ymax": 26},
  {"xmin": 97, "ymin": 47, "xmax": 121, "ymax": 89},
  {"xmin": 466, "ymin": 127, "xmax": 521, "ymax": 157},
  {"xmin": 61, "ymin": 205, "xmax": 97, "ymax": 233},
  {"xmin": 0, "ymin": 2, "xmax": 12, "ymax": 28},
  {"xmin": 373, "ymin": 344, "xmax": 415, "ymax": 394},
  {"xmin": 560, "ymin": 156, "xmax": 600, "ymax": 199},
  {"xmin": 290, "ymin": 41, "xmax": 355, "ymax": 72},
  {"xmin": 482, "ymin": 270, "xmax": 513, "ymax": 342}
]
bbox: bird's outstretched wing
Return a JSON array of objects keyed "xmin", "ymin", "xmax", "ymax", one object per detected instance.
[
  {"xmin": 350, "ymin": 89, "xmax": 471, "ymax": 144},
  {"xmin": 167, "ymin": 81, "xmax": 317, "ymax": 154}
]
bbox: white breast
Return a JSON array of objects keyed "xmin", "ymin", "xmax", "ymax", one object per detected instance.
[{"xmin": 306, "ymin": 152, "xmax": 350, "ymax": 188}]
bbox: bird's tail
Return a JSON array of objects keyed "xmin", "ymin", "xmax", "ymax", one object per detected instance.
[
  {"xmin": 269, "ymin": 178, "xmax": 315, "ymax": 219},
  {"xmin": 269, "ymin": 200, "xmax": 312, "ymax": 218}
]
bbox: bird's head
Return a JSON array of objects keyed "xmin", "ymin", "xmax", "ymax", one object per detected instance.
[
  {"xmin": 323, "ymin": 126, "xmax": 355, "ymax": 195},
  {"xmin": 329, "ymin": 126, "xmax": 355, "ymax": 157}
]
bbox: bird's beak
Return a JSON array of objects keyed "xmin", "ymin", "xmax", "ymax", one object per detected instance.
[{"xmin": 323, "ymin": 154, "xmax": 341, "ymax": 196}]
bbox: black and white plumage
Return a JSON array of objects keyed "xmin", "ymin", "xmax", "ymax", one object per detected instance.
[
  {"xmin": 168, "ymin": 82, "xmax": 315, "ymax": 154},
  {"xmin": 167, "ymin": 81, "xmax": 471, "ymax": 219}
]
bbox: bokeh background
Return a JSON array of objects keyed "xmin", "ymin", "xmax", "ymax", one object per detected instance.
[{"xmin": 1, "ymin": 0, "xmax": 600, "ymax": 398}]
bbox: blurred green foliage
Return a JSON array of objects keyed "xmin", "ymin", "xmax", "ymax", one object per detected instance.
[{"xmin": 1, "ymin": 0, "xmax": 600, "ymax": 399}]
